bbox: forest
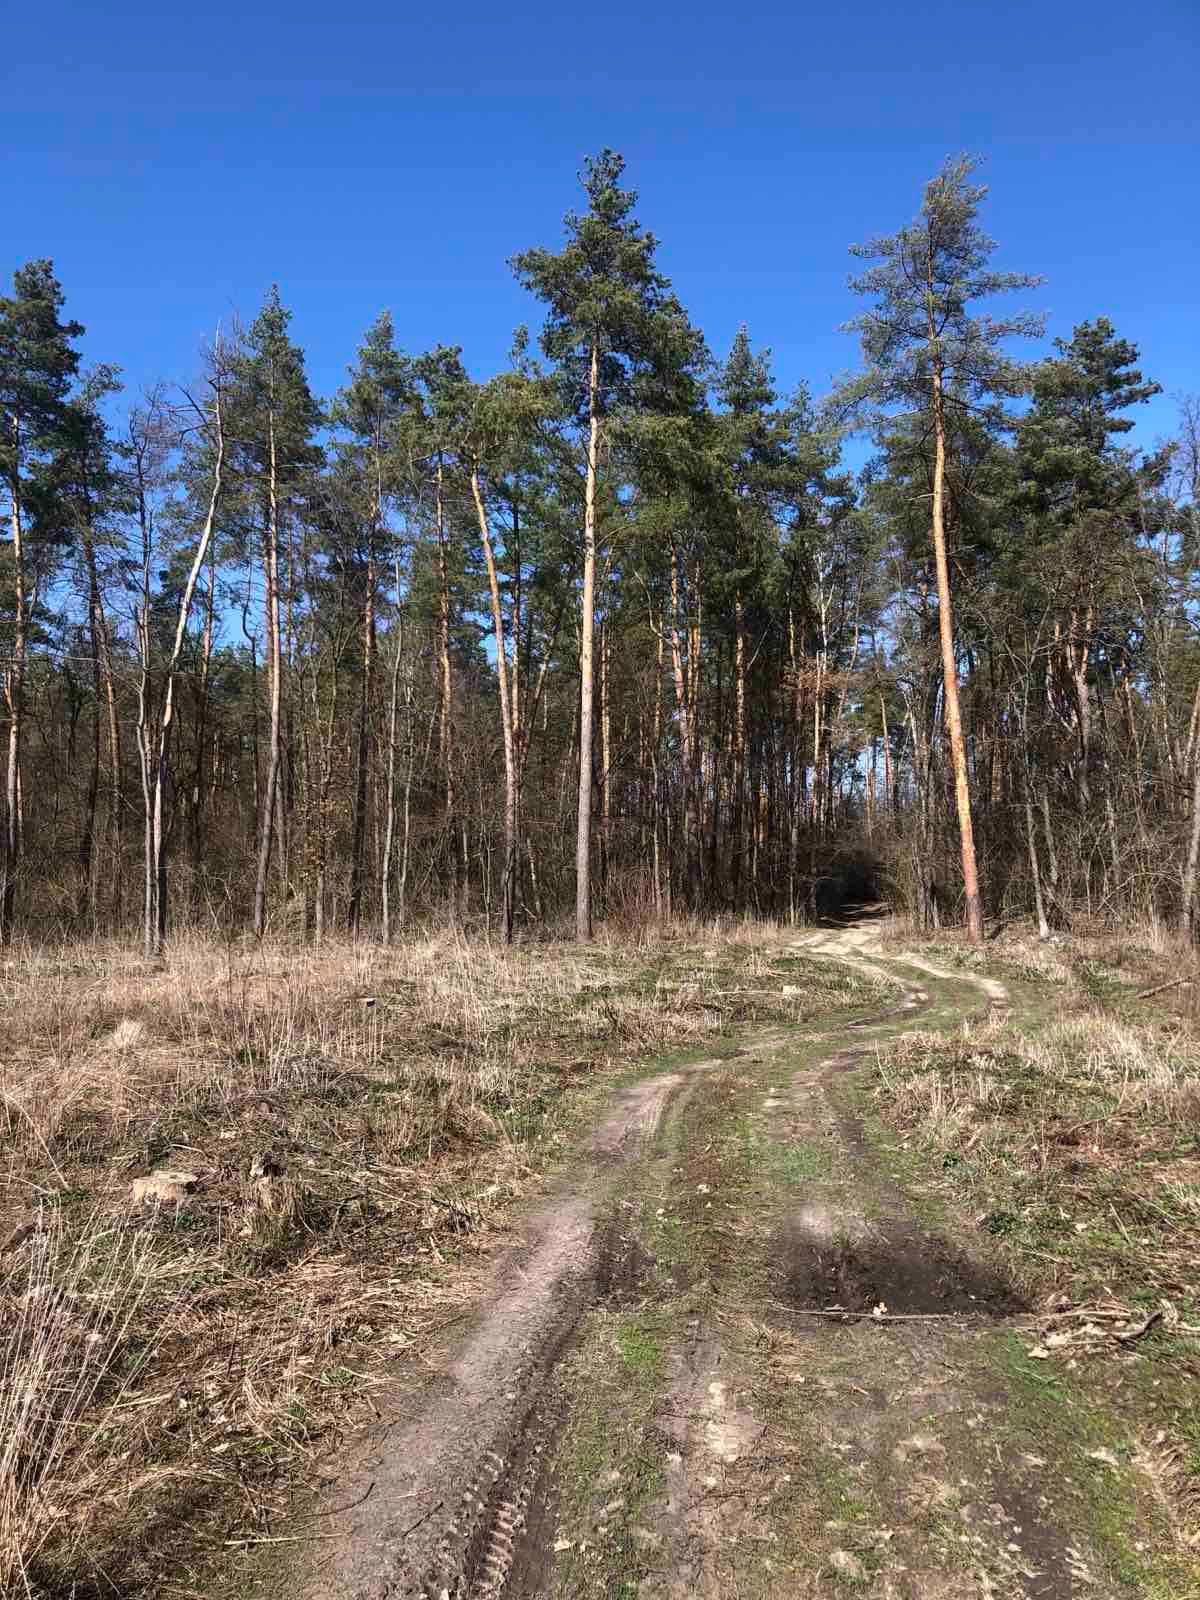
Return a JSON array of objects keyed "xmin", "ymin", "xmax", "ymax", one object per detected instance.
[
  {"xmin": 3, "ymin": 149, "xmax": 1197, "ymax": 953},
  {"xmin": 9, "ymin": 128, "xmax": 1200, "ymax": 1600}
]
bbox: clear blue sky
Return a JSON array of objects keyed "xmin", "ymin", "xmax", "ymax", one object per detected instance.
[{"xmin": 9, "ymin": 0, "xmax": 1199, "ymax": 449}]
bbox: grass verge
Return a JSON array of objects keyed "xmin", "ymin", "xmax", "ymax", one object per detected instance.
[{"xmin": 869, "ymin": 928, "xmax": 1200, "ymax": 1578}]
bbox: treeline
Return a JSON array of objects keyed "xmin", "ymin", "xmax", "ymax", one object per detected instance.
[{"xmin": 1, "ymin": 152, "xmax": 1196, "ymax": 951}]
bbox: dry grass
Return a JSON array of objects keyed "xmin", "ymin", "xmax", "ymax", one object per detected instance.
[
  {"xmin": 0, "ymin": 923, "xmax": 874, "ymax": 1597},
  {"xmin": 871, "ymin": 953, "xmax": 1200, "ymax": 1547},
  {"xmin": 874, "ymin": 1007, "xmax": 1200, "ymax": 1301},
  {"xmin": 0, "ymin": 1208, "xmax": 182, "ymax": 1597}
]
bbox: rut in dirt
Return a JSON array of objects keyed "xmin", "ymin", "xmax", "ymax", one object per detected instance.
[
  {"xmin": 777, "ymin": 1041, "xmax": 1026, "ymax": 1325},
  {"xmin": 780, "ymin": 1211, "xmax": 1024, "ymax": 1320},
  {"xmin": 296, "ymin": 1055, "xmax": 722, "ymax": 1600},
  {"xmin": 405, "ymin": 1206, "xmax": 661, "ymax": 1600}
]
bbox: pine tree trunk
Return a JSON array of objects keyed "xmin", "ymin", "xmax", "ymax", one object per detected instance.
[
  {"xmin": 348, "ymin": 555, "xmax": 375, "ymax": 933},
  {"xmin": 80, "ymin": 633, "xmax": 100, "ymax": 926},
  {"xmin": 929, "ymin": 351, "xmax": 984, "ymax": 944},
  {"xmin": 2, "ymin": 421, "xmax": 27, "ymax": 944},
  {"xmin": 1024, "ymin": 775, "xmax": 1051, "ymax": 941},
  {"xmin": 598, "ymin": 617, "xmax": 610, "ymax": 903},
  {"xmin": 77, "ymin": 489, "xmax": 112, "ymax": 927},
  {"xmin": 137, "ymin": 638, "xmax": 154, "ymax": 959},
  {"xmin": 575, "ymin": 342, "xmax": 600, "ymax": 941},
  {"xmin": 651, "ymin": 625, "xmax": 665, "ymax": 924},
  {"xmin": 102, "ymin": 627, "xmax": 122, "ymax": 925},
  {"xmin": 133, "ymin": 446, "xmax": 156, "ymax": 959},
  {"xmin": 434, "ymin": 457, "xmax": 461, "ymax": 914},
  {"xmin": 1181, "ymin": 736, "xmax": 1200, "ymax": 938},
  {"xmin": 731, "ymin": 592, "xmax": 747, "ymax": 908},
  {"xmin": 669, "ymin": 546, "xmax": 699, "ymax": 907},
  {"xmin": 381, "ymin": 594, "xmax": 404, "ymax": 946},
  {"xmin": 471, "ymin": 465, "xmax": 519, "ymax": 944},
  {"xmin": 253, "ymin": 410, "xmax": 282, "ymax": 939},
  {"xmin": 399, "ymin": 698, "xmax": 414, "ymax": 934}
]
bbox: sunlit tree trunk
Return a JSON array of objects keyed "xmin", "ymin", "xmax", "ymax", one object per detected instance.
[
  {"xmin": 1, "ymin": 417, "xmax": 28, "ymax": 943},
  {"xmin": 348, "ymin": 554, "xmax": 376, "ymax": 934},
  {"xmin": 253, "ymin": 405, "xmax": 283, "ymax": 939},
  {"xmin": 575, "ymin": 342, "xmax": 600, "ymax": 940},
  {"xmin": 381, "ymin": 576, "xmax": 405, "ymax": 945},
  {"xmin": 928, "ymin": 331, "xmax": 984, "ymax": 944},
  {"xmin": 471, "ymin": 464, "xmax": 519, "ymax": 942}
]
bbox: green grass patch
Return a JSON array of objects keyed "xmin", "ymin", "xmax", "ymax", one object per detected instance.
[{"xmin": 615, "ymin": 1318, "xmax": 664, "ymax": 1377}]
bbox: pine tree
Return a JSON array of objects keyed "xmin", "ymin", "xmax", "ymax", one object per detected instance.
[
  {"xmin": 60, "ymin": 363, "xmax": 127, "ymax": 925},
  {"xmin": 1014, "ymin": 320, "xmax": 1164, "ymax": 905},
  {"xmin": 228, "ymin": 288, "xmax": 323, "ymax": 937},
  {"xmin": 713, "ymin": 330, "xmax": 850, "ymax": 908},
  {"xmin": 330, "ymin": 312, "xmax": 414, "ymax": 934},
  {"xmin": 513, "ymin": 150, "xmax": 704, "ymax": 939},
  {"xmin": 834, "ymin": 156, "xmax": 1042, "ymax": 942},
  {"xmin": 0, "ymin": 261, "xmax": 84, "ymax": 939}
]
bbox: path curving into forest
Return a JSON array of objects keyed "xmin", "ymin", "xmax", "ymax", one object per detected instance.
[{"xmin": 289, "ymin": 911, "xmax": 1148, "ymax": 1600}]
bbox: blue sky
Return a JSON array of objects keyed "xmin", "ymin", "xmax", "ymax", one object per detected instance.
[{"xmin": 9, "ymin": 0, "xmax": 1199, "ymax": 450}]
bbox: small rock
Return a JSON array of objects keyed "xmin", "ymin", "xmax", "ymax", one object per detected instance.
[{"xmin": 132, "ymin": 1169, "xmax": 199, "ymax": 1206}]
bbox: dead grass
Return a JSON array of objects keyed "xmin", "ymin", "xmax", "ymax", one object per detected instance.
[
  {"xmin": 0, "ymin": 923, "xmax": 873, "ymax": 1597},
  {"xmin": 871, "ymin": 959, "xmax": 1200, "ymax": 1552},
  {"xmin": 874, "ymin": 1007, "xmax": 1200, "ymax": 1302}
]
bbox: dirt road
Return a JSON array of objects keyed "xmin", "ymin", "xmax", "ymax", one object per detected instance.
[{"xmin": 290, "ymin": 914, "xmax": 1168, "ymax": 1599}]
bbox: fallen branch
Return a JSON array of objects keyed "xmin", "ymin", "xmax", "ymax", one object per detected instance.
[
  {"xmin": 1042, "ymin": 1306, "xmax": 1135, "ymax": 1323},
  {"xmin": 223, "ymin": 1534, "xmax": 342, "ymax": 1547},
  {"xmin": 1135, "ymin": 977, "xmax": 1194, "ymax": 1001},
  {"xmin": 796, "ymin": 1306, "xmax": 1000, "ymax": 1323},
  {"xmin": 1114, "ymin": 1309, "xmax": 1164, "ymax": 1344}
]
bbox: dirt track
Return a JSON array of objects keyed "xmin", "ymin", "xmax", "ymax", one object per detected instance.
[
  {"xmin": 297, "ymin": 1038, "xmax": 737, "ymax": 1600},
  {"xmin": 289, "ymin": 914, "xmax": 1156, "ymax": 1599}
]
